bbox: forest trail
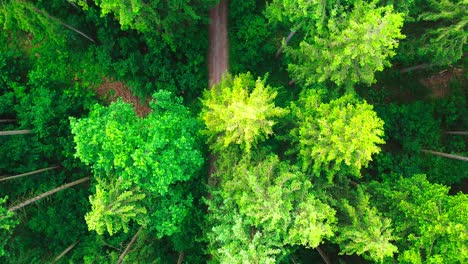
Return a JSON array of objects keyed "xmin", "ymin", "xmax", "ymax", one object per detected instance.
[{"xmin": 208, "ymin": 0, "xmax": 229, "ymax": 87}]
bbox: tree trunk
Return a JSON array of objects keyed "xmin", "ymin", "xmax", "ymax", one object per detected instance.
[
  {"xmin": 0, "ymin": 130, "xmax": 32, "ymax": 136},
  {"xmin": 316, "ymin": 246, "xmax": 332, "ymax": 264},
  {"xmin": 445, "ymin": 131, "xmax": 468, "ymax": 136},
  {"xmin": 177, "ymin": 252, "xmax": 185, "ymax": 264},
  {"xmin": 0, "ymin": 166, "xmax": 60, "ymax": 182},
  {"xmin": 8, "ymin": 177, "xmax": 90, "ymax": 212},
  {"xmin": 208, "ymin": 0, "xmax": 229, "ymax": 87},
  {"xmin": 275, "ymin": 29, "xmax": 298, "ymax": 58},
  {"xmin": 53, "ymin": 240, "xmax": 79, "ymax": 263},
  {"xmin": 31, "ymin": 6, "xmax": 96, "ymax": 43},
  {"xmin": 400, "ymin": 63, "xmax": 432, "ymax": 73},
  {"xmin": 422, "ymin": 149, "xmax": 468, "ymax": 162},
  {"xmin": 117, "ymin": 227, "xmax": 143, "ymax": 264},
  {"xmin": 0, "ymin": 119, "xmax": 16, "ymax": 123}
]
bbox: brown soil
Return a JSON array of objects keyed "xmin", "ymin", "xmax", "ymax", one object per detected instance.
[
  {"xmin": 96, "ymin": 79, "xmax": 151, "ymax": 117},
  {"xmin": 208, "ymin": 0, "xmax": 229, "ymax": 88},
  {"xmin": 420, "ymin": 67, "xmax": 464, "ymax": 98}
]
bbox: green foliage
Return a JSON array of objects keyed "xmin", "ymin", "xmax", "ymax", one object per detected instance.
[
  {"xmin": 71, "ymin": 90, "xmax": 203, "ymax": 238},
  {"xmin": 418, "ymin": 0, "xmax": 467, "ymax": 65},
  {"xmin": 74, "ymin": 0, "xmax": 217, "ymax": 48},
  {"xmin": 229, "ymin": 0, "xmax": 276, "ymax": 75},
  {"xmin": 206, "ymin": 190, "xmax": 284, "ymax": 263},
  {"xmin": 369, "ymin": 174, "xmax": 468, "ymax": 263},
  {"xmin": 286, "ymin": 1, "xmax": 405, "ymax": 87},
  {"xmin": 0, "ymin": 0, "xmax": 63, "ymax": 44},
  {"xmin": 71, "ymin": 91, "xmax": 203, "ymax": 195},
  {"xmin": 334, "ymin": 188, "xmax": 397, "ymax": 263},
  {"xmin": 291, "ymin": 90, "xmax": 385, "ymax": 179},
  {"xmin": 85, "ymin": 183, "xmax": 147, "ymax": 235},
  {"xmin": 207, "ymin": 154, "xmax": 336, "ymax": 263},
  {"xmin": 201, "ymin": 73, "xmax": 287, "ymax": 153},
  {"xmin": 0, "ymin": 197, "xmax": 18, "ymax": 257},
  {"xmin": 225, "ymin": 156, "xmax": 336, "ymax": 248}
]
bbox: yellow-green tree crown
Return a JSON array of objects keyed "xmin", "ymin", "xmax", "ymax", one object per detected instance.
[{"xmin": 201, "ymin": 72, "xmax": 287, "ymax": 153}]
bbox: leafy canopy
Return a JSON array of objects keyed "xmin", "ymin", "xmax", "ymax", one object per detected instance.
[
  {"xmin": 71, "ymin": 90, "xmax": 204, "ymax": 237},
  {"xmin": 200, "ymin": 73, "xmax": 287, "ymax": 153},
  {"xmin": 291, "ymin": 91, "xmax": 385, "ymax": 179},
  {"xmin": 285, "ymin": 0, "xmax": 405, "ymax": 87},
  {"xmin": 369, "ymin": 174, "xmax": 468, "ymax": 264}
]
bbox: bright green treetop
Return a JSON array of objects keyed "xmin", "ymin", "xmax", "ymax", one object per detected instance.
[
  {"xmin": 85, "ymin": 183, "xmax": 147, "ymax": 236},
  {"xmin": 285, "ymin": 0, "xmax": 405, "ymax": 87},
  {"xmin": 291, "ymin": 91, "xmax": 385, "ymax": 179},
  {"xmin": 200, "ymin": 73, "xmax": 287, "ymax": 153}
]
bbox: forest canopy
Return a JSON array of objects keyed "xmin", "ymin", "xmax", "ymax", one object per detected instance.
[{"xmin": 0, "ymin": 0, "xmax": 466, "ymax": 263}]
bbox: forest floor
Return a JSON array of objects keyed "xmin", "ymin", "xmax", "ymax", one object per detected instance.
[
  {"xmin": 420, "ymin": 67, "xmax": 464, "ymax": 98},
  {"xmin": 208, "ymin": 0, "xmax": 229, "ymax": 87},
  {"xmin": 96, "ymin": 79, "xmax": 151, "ymax": 117}
]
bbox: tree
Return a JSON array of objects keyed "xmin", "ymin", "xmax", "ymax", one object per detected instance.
[
  {"xmin": 286, "ymin": 0, "xmax": 405, "ymax": 87},
  {"xmin": 70, "ymin": 90, "xmax": 204, "ymax": 238},
  {"xmin": 291, "ymin": 90, "xmax": 385, "ymax": 180},
  {"xmin": 84, "ymin": 183, "xmax": 147, "ymax": 236},
  {"xmin": 207, "ymin": 154, "xmax": 336, "ymax": 262},
  {"xmin": 333, "ymin": 187, "xmax": 398, "ymax": 263},
  {"xmin": 417, "ymin": 0, "xmax": 467, "ymax": 66},
  {"xmin": 200, "ymin": 73, "xmax": 287, "ymax": 153},
  {"xmin": 369, "ymin": 174, "xmax": 468, "ymax": 263}
]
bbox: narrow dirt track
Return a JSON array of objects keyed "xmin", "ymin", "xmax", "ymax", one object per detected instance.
[{"xmin": 208, "ymin": 0, "xmax": 229, "ymax": 87}]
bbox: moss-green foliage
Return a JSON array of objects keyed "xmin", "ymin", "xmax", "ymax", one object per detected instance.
[
  {"xmin": 369, "ymin": 175, "xmax": 468, "ymax": 264},
  {"xmin": 201, "ymin": 73, "xmax": 287, "ymax": 153},
  {"xmin": 291, "ymin": 90, "xmax": 385, "ymax": 179}
]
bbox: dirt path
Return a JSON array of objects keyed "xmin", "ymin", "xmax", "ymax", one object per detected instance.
[{"xmin": 208, "ymin": 0, "xmax": 229, "ymax": 87}]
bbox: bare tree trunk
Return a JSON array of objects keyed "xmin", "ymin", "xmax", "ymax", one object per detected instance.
[
  {"xmin": 275, "ymin": 29, "xmax": 298, "ymax": 58},
  {"xmin": 65, "ymin": 0, "xmax": 80, "ymax": 10},
  {"xmin": 445, "ymin": 131, "xmax": 468, "ymax": 136},
  {"xmin": 8, "ymin": 177, "xmax": 90, "ymax": 212},
  {"xmin": 177, "ymin": 252, "xmax": 185, "ymax": 264},
  {"xmin": 31, "ymin": 6, "xmax": 96, "ymax": 43},
  {"xmin": 53, "ymin": 240, "xmax": 79, "ymax": 263},
  {"xmin": 0, "ymin": 166, "xmax": 60, "ymax": 182},
  {"xmin": 0, "ymin": 119, "xmax": 16, "ymax": 123},
  {"xmin": 316, "ymin": 246, "xmax": 332, "ymax": 264},
  {"xmin": 422, "ymin": 149, "xmax": 468, "ymax": 162},
  {"xmin": 0, "ymin": 130, "xmax": 32, "ymax": 136},
  {"xmin": 400, "ymin": 63, "xmax": 432, "ymax": 73},
  {"xmin": 117, "ymin": 227, "xmax": 143, "ymax": 264}
]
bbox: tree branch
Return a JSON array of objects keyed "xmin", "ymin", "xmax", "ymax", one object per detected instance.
[{"xmin": 117, "ymin": 227, "xmax": 143, "ymax": 264}]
